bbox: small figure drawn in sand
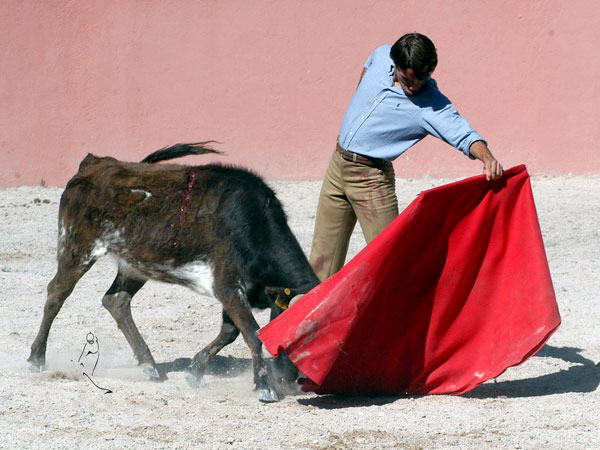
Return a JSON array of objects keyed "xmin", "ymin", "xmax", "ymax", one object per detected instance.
[{"xmin": 77, "ymin": 332, "xmax": 112, "ymax": 394}]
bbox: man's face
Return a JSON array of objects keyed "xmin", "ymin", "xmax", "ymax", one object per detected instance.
[{"xmin": 394, "ymin": 67, "xmax": 431, "ymax": 96}]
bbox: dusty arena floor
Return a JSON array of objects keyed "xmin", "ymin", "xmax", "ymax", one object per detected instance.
[{"xmin": 1, "ymin": 172, "xmax": 599, "ymax": 449}]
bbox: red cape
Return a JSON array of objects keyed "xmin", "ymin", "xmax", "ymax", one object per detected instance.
[{"xmin": 259, "ymin": 165, "xmax": 560, "ymax": 395}]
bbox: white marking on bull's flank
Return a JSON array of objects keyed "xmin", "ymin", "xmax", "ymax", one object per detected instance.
[
  {"xmin": 85, "ymin": 228, "xmax": 124, "ymax": 264},
  {"xmin": 170, "ymin": 260, "xmax": 215, "ymax": 297},
  {"xmin": 89, "ymin": 242, "xmax": 108, "ymax": 259},
  {"xmin": 130, "ymin": 189, "xmax": 153, "ymax": 200}
]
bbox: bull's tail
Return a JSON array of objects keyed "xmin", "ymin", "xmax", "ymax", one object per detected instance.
[{"xmin": 141, "ymin": 142, "xmax": 223, "ymax": 164}]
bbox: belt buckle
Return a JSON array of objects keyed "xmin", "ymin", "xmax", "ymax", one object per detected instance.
[{"xmin": 352, "ymin": 152, "xmax": 358, "ymax": 163}]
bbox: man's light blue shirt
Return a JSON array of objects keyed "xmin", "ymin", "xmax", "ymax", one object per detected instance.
[{"xmin": 339, "ymin": 45, "xmax": 485, "ymax": 161}]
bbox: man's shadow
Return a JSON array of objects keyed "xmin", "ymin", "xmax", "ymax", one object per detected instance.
[
  {"xmin": 464, "ymin": 344, "xmax": 600, "ymax": 399},
  {"xmin": 299, "ymin": 344, "xmax": 600, "ymax": 408}
]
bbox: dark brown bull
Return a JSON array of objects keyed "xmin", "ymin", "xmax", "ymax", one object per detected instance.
[{"xmin": 28, "ymin": 143, "xmax": 319, "ymax": 402}]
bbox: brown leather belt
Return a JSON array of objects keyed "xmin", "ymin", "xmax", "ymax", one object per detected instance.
[{"xmin": 336, "ymin": 142, "xmax": 385, "ymax": 168}]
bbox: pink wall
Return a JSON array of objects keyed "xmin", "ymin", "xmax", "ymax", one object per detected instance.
[{"xmin": 2, "ymin": 0, "xmax": 599, "ymax": 187}]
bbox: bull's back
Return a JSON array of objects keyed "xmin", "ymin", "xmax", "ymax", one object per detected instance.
[{"xmin": 58, "ymin": 155, "xmax": 273, "ymax": 265}]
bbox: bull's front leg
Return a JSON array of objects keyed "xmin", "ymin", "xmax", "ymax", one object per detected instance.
[
  {"xmin": 186, "ymin": 311, "xmax": 240, "ymax": 387},
  {"xmin": 214, "ymin": 285, "xmax": 280, "ymax": 403}
]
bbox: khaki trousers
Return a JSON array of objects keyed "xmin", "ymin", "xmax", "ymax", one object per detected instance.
[{"xmin": 309, "ymin": 148, "xmax": 399, "ymax": 281}]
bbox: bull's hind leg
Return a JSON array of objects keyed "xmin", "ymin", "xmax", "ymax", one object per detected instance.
[
  {"xmin": 100, "ymin": 271, "xmax": 163, "ymax": 379},
  {"xmin": 186, "ymin": 310, "xmax": 240, "ymax": 388},
  {"xmin": 28, "ymin": 256, "xmax": 96, "ymax": 371}
]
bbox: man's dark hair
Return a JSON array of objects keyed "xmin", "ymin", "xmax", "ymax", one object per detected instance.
[{"xmin": 390, "ymin": 33, "xmax": 438, "ymax": 80}]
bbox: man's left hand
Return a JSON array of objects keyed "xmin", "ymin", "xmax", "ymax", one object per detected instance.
[
  {"xmin": 483, "ymin": 158, "xmax": 503, "ymax": 181},
  {"xmin": 469, "ymin": 141, "xmax": 504, "ymax": 181}
]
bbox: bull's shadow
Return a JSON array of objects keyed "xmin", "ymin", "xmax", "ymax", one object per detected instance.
[
  {"xmin": 156, "ymin": 355, "xmax": 303, "ymax": 396},
  {"xmin": 156, "ymin": 355, "xmax": 252, "ymax": 378}
]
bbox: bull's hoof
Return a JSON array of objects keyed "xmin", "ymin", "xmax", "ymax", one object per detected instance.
[
  {"xmin": 184, "ymin": 370, "xmax": 205, "ymax": 389},
  {"xmin": 27, "ymin": 356, "xmax": 45, "ymax": 373},
  {"xmin": 141, "ymin": 363, "xmax": 164, "ymax": 381},
  {"xmin": 28, "ymin": 362, "xmax": 44, "ymax": 373},
  {"xmin": 257, "ymin": 386, "xmax": 280, "ymax": 403}
]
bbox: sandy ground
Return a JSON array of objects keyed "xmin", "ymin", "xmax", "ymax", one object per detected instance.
[{"xmin": 1, "ymin": 172, "xmax": 599, "ymax": 449}]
